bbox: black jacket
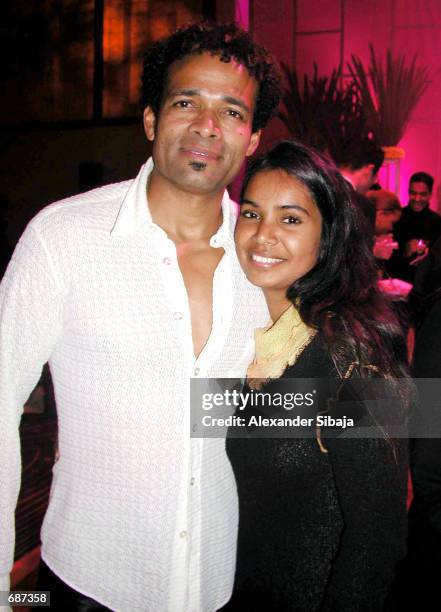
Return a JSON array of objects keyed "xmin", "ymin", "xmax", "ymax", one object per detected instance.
[{"xmin": 224, "ymin": 336, "xmax": 408, "ymax": 612}]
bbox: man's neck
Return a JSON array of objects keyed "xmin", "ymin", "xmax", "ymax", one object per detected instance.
[
  {"xmin": 340, "ymin": 169, "xmax": 367, "ymax": 194},
  {"xmin": 341, "ymin": 171, "xmax": 356, "ymax": 190},
  {"xmin": 147, "ymin": 171, "xmax": 224, "ymax": 243}
]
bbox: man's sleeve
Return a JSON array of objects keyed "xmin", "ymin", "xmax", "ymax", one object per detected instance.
[{"xmin": 0, "ymin": 221, "xmax": 64, "ymax": 594}]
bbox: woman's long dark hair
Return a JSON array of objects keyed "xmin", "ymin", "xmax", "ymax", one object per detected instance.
[{"xmin": 241, "ymin": 140, "xmax": 408, "ymax": 379}]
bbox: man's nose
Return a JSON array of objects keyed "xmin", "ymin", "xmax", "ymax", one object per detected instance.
[{"xmin": 190, "ymin": 109, "xmax": 220, "ymax": 138}]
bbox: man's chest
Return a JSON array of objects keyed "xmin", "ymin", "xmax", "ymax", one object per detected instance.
[
  {"xmin": 177, "ymin": 245, "xmax": 225, "ymax": 357},
  {"xmin": 58, "ymin": 236, "xmax": 267, "ymax": 374}
]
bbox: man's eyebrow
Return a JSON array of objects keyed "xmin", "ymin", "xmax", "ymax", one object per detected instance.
[
  {"xmin": 168, "ymin": 89, "xmax": 250, "ymax": 113},
  {"xmin": 240, "ymin": 199, "xmax": 310, "ymax": 215},
  {"xmin": 223, "ymin": 95, "xmax": 250, "ymax": 113},
  {"xmin": 168, "ymin": 88, "xmax": 200, "ymax": 98}
]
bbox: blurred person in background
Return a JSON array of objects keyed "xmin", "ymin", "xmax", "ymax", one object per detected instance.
[
  {"xmin": 392, "ymin": 172, "xmax": 441, "ymax": 283},
  {"xmin": 370, "ymin": 187, "xmax": 402, "ymax": 262},
  {"xmin": 337, "ymin": 139, "xmax": 385, "ymax": 245},
  {"xmin": 368, "ymin": 188, "xmax": 412, "ymax": 299}
]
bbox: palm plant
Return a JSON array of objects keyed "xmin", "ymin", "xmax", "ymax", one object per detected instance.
[
  {"xmin": 347, "ymin": 45, "xmax": 430, "ymax": 146},
  {"xmin": 279, "ymin": 63, "xmax": 368, "ymax": 161}
]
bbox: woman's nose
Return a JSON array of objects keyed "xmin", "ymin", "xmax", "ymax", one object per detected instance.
[{"xmin": 254, "ymin": 221, "xmax": 278, "ymax": 245}]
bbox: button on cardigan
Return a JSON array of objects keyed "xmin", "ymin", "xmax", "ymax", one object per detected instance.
[{"xmin": 0, "ymin": 159, "xmax": 269, "ymax": 611}]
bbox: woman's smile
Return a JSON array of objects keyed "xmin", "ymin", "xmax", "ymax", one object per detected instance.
[{"xmin": 248, "ymin": 252, "xmax": 286, "ymax": 266}]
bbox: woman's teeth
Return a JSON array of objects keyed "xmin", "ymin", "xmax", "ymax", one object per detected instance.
[{"xmin": 251, "ymin": 254, "xmax": 284, "ymax": 264}]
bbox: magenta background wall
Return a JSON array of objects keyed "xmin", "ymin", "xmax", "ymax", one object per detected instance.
[
  {"xmin": 2, "ymin": 0, "xmax": 440, "ymax": 246},
  {"xmin": 250, "ymin": 0, "xmax": 441, "ymax": 211}
]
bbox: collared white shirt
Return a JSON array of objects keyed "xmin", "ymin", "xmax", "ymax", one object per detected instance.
[{"xmin": 0, "ymin": 159, "xmax": 269, "ymax": 611}]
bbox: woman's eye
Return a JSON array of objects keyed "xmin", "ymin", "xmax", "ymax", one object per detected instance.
[
  {"xmin": 241, "ymin": 210, "xmax": 258, "ymax": 219},
  {"xmin": 283, "ymin": 216, "xmax": 301, "ymax": 224}
]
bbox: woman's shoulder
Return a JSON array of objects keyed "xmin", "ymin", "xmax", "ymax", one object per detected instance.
[{"xmin": 281, "ymin": 334, "xmax": 336, "ymax": 379}]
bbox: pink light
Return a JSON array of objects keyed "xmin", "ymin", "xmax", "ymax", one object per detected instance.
[{"xmin": 235, "ymin": 0, "xmax": 249, "ymax": 30}]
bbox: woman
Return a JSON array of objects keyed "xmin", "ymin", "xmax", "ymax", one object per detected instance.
[{"xmin": 224, "ymin": 141, "xmax": 410, "ymax": 611}]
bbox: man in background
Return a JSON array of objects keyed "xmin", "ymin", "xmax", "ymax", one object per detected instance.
[
  {"xmin": 393, "ymin": 172, "xmax": 441, "ymax": 282},
  {"xmin": 0, "ymin": 23, "xmax": 281, "ymax": 611},
  {"xmin": 368, "ymin": 188, "xmax": 412, "ymax": 298},
  {"xmin": 369, "ymin": 187, "xmax": 402, "ymax": 262},
  {"xmin": 337, "ymin": 140, "xmax": 385, "ymax": 242}
]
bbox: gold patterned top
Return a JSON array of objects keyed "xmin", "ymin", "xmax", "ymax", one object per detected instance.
[{"xmin": 247, "ymin": 304, "xmax": 317, "ymax": 389}]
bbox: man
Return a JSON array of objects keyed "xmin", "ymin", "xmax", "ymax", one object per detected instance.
[
  {"xmin": 371, "ymin": 188, "xmax": 401, "ymax": 236},
  {"xmin": 337, "ymin": 140, "xmax": 385, "ymax": 243},
  {"xmin": 393, "ymin": 172, "xmax": 441, "ymax": 282},
  {"xmin": 338, "ymin": 140, "xmax": 384, "ymax": 196},
  {"xmin": 0, "ymin": 23, "xmax": 281, "ymax": 611},
  {"xmin": 367, "ymin": 188, "xmax": 412, "ymax": 298},
  {"xmin": 369, "ymin": 187, "xmax": 402, "ymax": 261}
]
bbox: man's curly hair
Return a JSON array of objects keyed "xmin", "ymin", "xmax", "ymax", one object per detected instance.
[{"xmin": 140, "ymin": 22, "xmax": 282, "ymax": 133}]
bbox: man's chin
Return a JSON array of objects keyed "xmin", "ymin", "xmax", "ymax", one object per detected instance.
[
  {"xmin": 410, "ymin": 204, "xmax": 426, "ymax": 212},
  {"xmin": 175, "ymin": 171, "xmax": 227, "ymax": 195}
]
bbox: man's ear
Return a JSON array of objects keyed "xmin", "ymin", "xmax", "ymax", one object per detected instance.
[
  {"xmin": 143, "ymin": 106, "xmax": 156, "ymax": 141},
  {"xmin": 246, "ymin": 130, "xmax": 261, "ymax": 157},
  {"xmin": 364, "ymin": 163, "xmax": 375, "ymax": 178}
]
